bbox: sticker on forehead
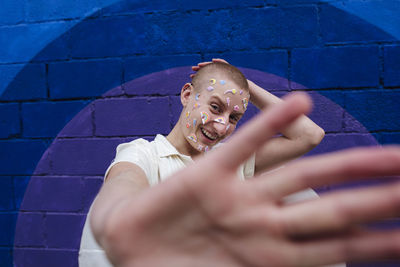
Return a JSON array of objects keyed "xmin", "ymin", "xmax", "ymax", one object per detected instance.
[
  {"xmin": 233, "ymin": 105, "xmax": 240, "ymax": 111},
  {"xmin": 197, "ymin": 144, "xmax": 204, "ymax": 151},
  {"xmin": 185, "ymin": 111, "xmax": 190, "ymax": 117},
  {"xmin": 224, "ymin": 89, "xmax": 237, "ymax": 95},
  {"xmin": 242, "ymin": 98, "xmax": 248, "ymax": 110},
  {"xmin": 193, "ymin": 118, "xmax": 197, "ymax": 126},
  {"xmin": 207, "ymin": 86, "xmax": 214, "ymax": 91},
  {"xmin": 210, "ymin": 79, "xmax": 216, "ymax": 85},
  {"xmin": 220, "ymin": 80, "xmax": 226, "ymax": 85},
  {"xmin": 195, "ymin": 93, "xmax": 200, "ymax": 101},
  {"xmin": 200, "ymin": 111, "xmax": 210, "ymax": 124},
  {"xmin": 226, "ymin": 97, "xmax": 230, "ymax": 106},
  {"xmin": 186, "ymin": 123, "xmax": 190, "ymax": 128},
  {"xmin": 240, "ymin": 90, "xmax": 243, "ymax": 95},
  {"xmin": 187, "ymin": 134, "xmax": 197, "ymax": 143},
  {"xmin": 193, "ymin": 103, "xmax": 200, "ymax": 109},
  {"xmin": 214, "ymin": 117, "xmax": 226, "ymax": 125}
]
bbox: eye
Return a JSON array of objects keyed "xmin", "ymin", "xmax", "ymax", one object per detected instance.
[
  {"xmin": 210, "ymin": 104, "xmax": 220, "ymax": 112},
  {"xmin": 229, "ymin": 115, "xmax": 239, "ymax": 123}
]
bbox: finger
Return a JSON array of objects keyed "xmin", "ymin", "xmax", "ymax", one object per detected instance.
[
  {"xmin": 197, "ymin": 61, "xmax": 212, "ymax": 67},
  {"xmin": 191, "ymin": 66, "xmax": 200, "ymax": 71},
  {"xmin": 297, "ymin": 229, "xmax": 400, "ymax": 266},
  {"xmin": 253, "ymin": 146, "xmax": 400, "ymax": 200},
  {"xmin": 203, "ymin": 92, "xmax": 312, "ymax": 172},
  {"xmin": 276, "ymin": 181, "xmax": 400, "ymax": 236},
  {"xmin": 212, "ymin": 58, "xmax": 229, "ymax": 64}
]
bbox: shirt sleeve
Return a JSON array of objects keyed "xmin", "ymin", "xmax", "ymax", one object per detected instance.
[{"xmin": 104, "ymin": 138, "xmax": 156, "ymax": 183}]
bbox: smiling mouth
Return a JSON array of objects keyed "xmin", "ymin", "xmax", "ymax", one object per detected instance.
[{"xmin": 201, "ymin": 127, "xmax": 218, "ymax": 141}]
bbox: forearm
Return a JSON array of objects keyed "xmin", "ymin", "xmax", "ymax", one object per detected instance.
[
  {"xmin": 90, "ymin": 169, "xmax": 149, "ymax": 247},
  {"xmin": 248, "ymin": 80, "xmax": 325, "ymax": 144}
]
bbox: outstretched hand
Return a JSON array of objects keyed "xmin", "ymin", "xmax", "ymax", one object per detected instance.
[{"xmin": 102, "ymin": 93, "xmax": 400, "ymax": 267}]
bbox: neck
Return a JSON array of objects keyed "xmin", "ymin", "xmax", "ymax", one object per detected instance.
[{"xmin": 167, "ymin": 118, "xmax": 202, "ymax": 158}]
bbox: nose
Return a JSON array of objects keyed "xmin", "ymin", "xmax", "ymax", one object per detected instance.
[{"xmin": 213, "ymin": 119, "xmax": 228, "ymax": 136}]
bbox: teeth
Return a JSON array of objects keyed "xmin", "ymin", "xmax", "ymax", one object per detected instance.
[{"xmin": 201, "ymin": 128, "xmax": 217, "ymax": 140}]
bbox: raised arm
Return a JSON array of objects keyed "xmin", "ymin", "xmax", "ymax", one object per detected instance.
[
  {"xmin": 89, "ymin": 162, "xmax": 150, "ymax": 250},
  {"xmin": 248, "ymin": 80, "xmax": 325, "ymax": 174}
]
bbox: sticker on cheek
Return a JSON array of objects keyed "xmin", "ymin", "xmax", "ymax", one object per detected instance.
[
  {"xmin": 193, "ymin": 118, "xmax": 197, "ymax": 126},
  {"xmin": 186, "ymin": 123, "xmax": 190, "ymax": 128},
  {"xmin": 195, "ymin": 93, "xmax": 200, "ymax": 101},
  {"xmin": 185, "ymin": 111, "xmax": 190, "ymax": 117},
  {"xmin": 187, "ymin": 134, "xmax": 197, "ymax": 143},
  {"xmin": 224, "ymin": 89, "xmax": 237, "ymax": 95},
  {"xmin": 204, "ymin": 146, "xmax": 209, "ymax": 152},
  {"xmin": 220, "ymin": 80, "xmax": 226, "ymax": 85},
  {"xmin": 197, "ymin": 144, "xmax": 204, "ymax": 151},
  {"xmin": 242, "ymin": 98, "xmax": 248, "ymax": 110},
  {"xmin": 233, "ymin": 105, "xmax": 240, "ymax": 111},
  {"xmin": 193, "ymin": 103, "xmax": 200, "ymax": 109},
  {"xmin": 226, "ymin": 124, "xmax": 231, "ymax": 131},
  {"xmin": 200, "ymin": 111, "xmax": 210, "ymax": 124},
  {"xmin": 226, "ymin": 97, "xmax": 230, "ymax": 106},
  {"xmin": 207, "ymin": 86, "xmax": 214, "ymax": 91},
  {"xmin": 210, "ymin": 79, "xmax": 216, "ymax": 85},
  {"xmin": 214, "ymin": 117, "xmax": 226, "ymax": 125}
]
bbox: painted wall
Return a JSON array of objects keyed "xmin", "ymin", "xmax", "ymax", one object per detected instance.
[{"xmin": 0, "ymin": 0, "xmax": 399, "ymax": 266}]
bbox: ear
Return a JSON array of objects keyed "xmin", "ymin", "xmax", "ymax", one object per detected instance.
[{"xmin": 180, "ymin": 83, "xmax": 193, "ymax": 107}]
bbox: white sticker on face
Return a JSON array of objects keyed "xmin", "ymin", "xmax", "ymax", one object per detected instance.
[{"xmin": 214, "ymin": 117, "xmax": 226, "ymax": 125}]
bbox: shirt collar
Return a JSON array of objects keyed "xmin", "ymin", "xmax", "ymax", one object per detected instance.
[{"xmin": 154, "ymin": 134, "xmax": 193, "ymax": 161}]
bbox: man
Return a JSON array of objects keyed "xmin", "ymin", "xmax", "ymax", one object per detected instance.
[{"xmin": 80, "ymin": 60, "xmax": 400, "ymax": 266}]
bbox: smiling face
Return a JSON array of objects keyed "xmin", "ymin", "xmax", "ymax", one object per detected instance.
[{"xmin": 180, "ymin": 74, "xmax": 250, "ymax": 153}]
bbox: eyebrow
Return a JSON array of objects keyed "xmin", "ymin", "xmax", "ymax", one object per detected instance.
[{"xmin": 210, "ymin": 95, "xmax": 244, "ymax": 116}]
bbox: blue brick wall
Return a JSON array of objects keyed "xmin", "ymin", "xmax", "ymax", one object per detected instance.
[{"xmin": 1, "ymin": 0, "xmax": 400, "ymax": 266}]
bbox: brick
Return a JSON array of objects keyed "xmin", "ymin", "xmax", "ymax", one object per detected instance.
[
  {"xmin": 124, "ymin": 66, "xmax": 191, "ymax": 96},
  {"xmin": 82, "ymin": 177, "xmax": 103, "ymax": 212},
  {"xmin": 33, "ymin": 148, "xmax": 52, "ymax": 175},
  {"xmin": 14, "ymin": 176, "xmax": 30, "ymax": 210},
  {"xmin": 124, "ymin": 55, "xmax": 200, "ymax": 84},
  {"xmin": 20, "ymin": 176, "xmax": 82, "ymax": 212},
  {"xmin": 45, "ymin": 214, "xmax": 85, "ymax": 249},
  {"xmin": 22, "ymin": 100, "xmax": 89, "ymax": 138},
  {"xmin": 95, "ymin": 97, "xmax": 170, "ymax": 136},
  {"xmin": 230, "ymin": 8, "xmax": 280, "ymax": 50},
  {"xmin": 320, "ymin": 3, "xmax": 396, "ymax": 43},
  {"xmin": 0, "ymin": 177, "xmax": 14, "ymax": 211},
  {"xmin": 0, "ymin": 248, "xmax": 13, "ymax": 266},
  {"xmin": 26, "ymin": 0, "xmax": 101, "ymax": 21},
  {"xmin": 48, "ymin": 59, "xmax": 122, "ymax": 99},
  {"xmin": 49, "ymin": 138, "xmax": 125, "ymax": 175},
  {"xmin": 14, "ymin": 212, "xmax": 45, "ymax": 247},
  {"xmin": 0, "ymin": 63, "xmax": 46, "ymax": 101},
  {"xmin": 292, "ymin": 46, "xmax": 380, "ymax": 89},
  {"xmin": 0, "ymin": 213, "xmax": 17, "ymax": 246},
  {"xmin": 306, "ymin": 133, "xmax": 379, "ymax": 156},
  {"xmin": 14, "ymin": 248, "xmax": 77, "ymax": 267},
  {"xmin": 0, "ymin": 22, "xmax": 71, "ymax": 64},
  {"xmin": 102, "ymin": 85, "xmax": 124, "ymax": 97},
  {"xmin": 204, "ymin": 51, "xmax": 289, "ymax": 80},
  {"xmin": 384, "ymin": 45, "xmax": 400, "ymax": 87},
  {"xmin": 375, "ymin": 132, "xmax": 400, "ymax": 145},
  {"xmin": 70, "ymin": 15, "xmax": 148, "ymax": 58},
  {"xmin": 345, "ymin": 90, "xmax": 400, "ymax": 132},
  {"xmin": 0, "ymin": 0, "xmax": 25, "ymax": 25},
  {"xmin": 240, "ymin": 68, "xmax": 289, "ymax": 91},
  {"xmin": 100, "ymin": 0, "xmax": 265, "ymax": 15},
  {"xmin": 0, "ymin": 103, "xmax": 20, "ymax": 138},
  {"xmin": 58, "ymin": 103, "xmax": 93, "ymax": 138},
  {"xmin": 279, "ymin": 6, "xmax": 319, "ymax": 47},
  {"xmin": 0, "ymin": 139, "xmax": 48, "ymax": 175},
  {"xmin": 170, "ymin": 96, "xmax": 182, "ymax": 127}
]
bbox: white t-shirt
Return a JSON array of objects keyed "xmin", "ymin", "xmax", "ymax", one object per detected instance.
[{"xmin": 79, "ymin": 135, "xmax": 255, "ymax": 266}]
